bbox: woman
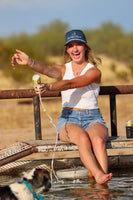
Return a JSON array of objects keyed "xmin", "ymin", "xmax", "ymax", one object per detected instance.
[{"xmin": 11, "ymin": 29, "xmax": 113, "ymax": 184}]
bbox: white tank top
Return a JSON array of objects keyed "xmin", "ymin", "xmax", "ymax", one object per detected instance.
[{"xmin": 61, "ymin": 62, "xmax": 100, "ymax": 109}]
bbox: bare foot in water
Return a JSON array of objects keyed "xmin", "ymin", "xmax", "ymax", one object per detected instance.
[
  {"xmin": 96, "ymin": 173, "xmax": 113, "ymax": 184},
  {"xmin": 88, "ymin": 170, "xmax": 94, "ymax": 179}
]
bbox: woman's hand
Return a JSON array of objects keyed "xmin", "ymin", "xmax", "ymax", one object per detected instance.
[
  {"xmin": 11, "ymin": 49, "xmax": 29, "ymax": 66},
  {"xmin": 34, "ymin": 83, "xmax": 48, "ymax": 94}
]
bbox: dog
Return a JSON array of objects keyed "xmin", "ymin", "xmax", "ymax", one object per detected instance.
[{"xmin": 0, "ymin": 168, "xmax": 51, "ymax": 200}]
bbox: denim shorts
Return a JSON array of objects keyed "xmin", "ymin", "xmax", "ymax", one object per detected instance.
[{"xmin": 57, "ymin": 108, "xmax": 108, "ymax": 133}]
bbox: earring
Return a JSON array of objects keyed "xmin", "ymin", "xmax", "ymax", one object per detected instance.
[{"xmin": 67, "ymin": 51, "xmax": 69, "ymax": 54}]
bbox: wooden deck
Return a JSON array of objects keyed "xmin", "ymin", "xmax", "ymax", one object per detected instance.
[
  {"xmin": 24, "ymin": 136, "xmax": 133, "ymax": 170},
  {"xmin": 0, "ymin": 136, "xmax": 132, "ymax": 173},
  {"xmin": 26, "ymin": 136, "xmax": 133, "ymax": 156}
]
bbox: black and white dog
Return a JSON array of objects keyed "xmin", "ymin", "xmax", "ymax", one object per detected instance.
[{"xmin": 0, "ymin": 168, "xmax": 51, "ymax": 200}]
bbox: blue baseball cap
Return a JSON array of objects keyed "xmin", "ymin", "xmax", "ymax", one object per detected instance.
[{"xmin": 65, "ymin": 30, "xmax": 87, "ymax": 46}]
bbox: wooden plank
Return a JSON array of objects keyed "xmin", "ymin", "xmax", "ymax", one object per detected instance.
[
  {"xmin": 25, "ymin": 137, "xmax": 133, "ymax": 154},
  {"xmin": 19, "ymin": 147, "xmax": 133, "ymax": 160},
  {"xmin": 107, "ymin": 148, "xmax": 133, "ymax": 156}
]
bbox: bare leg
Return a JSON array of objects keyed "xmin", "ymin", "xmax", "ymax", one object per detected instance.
[
  {"xmin": 59, "ymin": 123, "xmax": 112, "ymax": 184},
  {"xmin": 86, "ymin": 123, "xmax": 108, "ymax": 173}
]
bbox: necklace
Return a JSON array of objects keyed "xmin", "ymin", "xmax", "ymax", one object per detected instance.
[
  {"xmin": 74, "ymin": 67, "xmax": 84, "ymax": 76},
  {"xmin": 73, "ymin": 62, "xmax": 88, "ymax": 77}
]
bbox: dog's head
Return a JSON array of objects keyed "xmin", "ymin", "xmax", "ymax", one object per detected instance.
[{"xmin": 22, "ymin": 168, "xmax": 51, "ymax": 193}]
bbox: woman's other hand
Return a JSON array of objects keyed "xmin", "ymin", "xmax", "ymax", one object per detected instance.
[{"xmin": 11, "ymin": 49, "xmax": 29, "ymax": 66}]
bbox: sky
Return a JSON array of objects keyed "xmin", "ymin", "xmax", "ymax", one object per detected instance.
[{"xmin": 0, "ymin": 0, "xmax": 133, "ymax": 37}]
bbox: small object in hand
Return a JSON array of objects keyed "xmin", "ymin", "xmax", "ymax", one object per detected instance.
[{"xmin": 32, "ymin": 74, "xmax": 41, "ymax": 88}]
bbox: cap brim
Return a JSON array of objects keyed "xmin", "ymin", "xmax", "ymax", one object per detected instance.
[{"xmin": 65, "ymin": 39, "xmax": 87, "ymax": 46}]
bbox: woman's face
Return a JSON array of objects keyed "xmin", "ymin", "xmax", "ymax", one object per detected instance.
[{"xmin": 66, "ymin": 41, "xmax": 86, "ymax": 64}]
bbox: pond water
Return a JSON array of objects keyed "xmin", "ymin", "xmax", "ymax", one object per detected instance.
[
  {"xmin": 0, "ymin": 168, "xmax": 133, "ymax": 200},
  {"xmin": 43, "ymin": 168, "xmax": 133, "ymax": 200}
]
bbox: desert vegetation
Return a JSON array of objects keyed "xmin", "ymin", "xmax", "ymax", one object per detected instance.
[{"xmin": 0, "ymin": 19, "xmax": 133, "ymax": 83}]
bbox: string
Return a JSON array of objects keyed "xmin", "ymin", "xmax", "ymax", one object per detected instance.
[{"xmin": 37, "ymin": 85, "xmax": 60, "ymax": 183}]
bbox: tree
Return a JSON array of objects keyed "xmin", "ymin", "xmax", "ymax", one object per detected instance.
[{"xmin": 36, "ymin": 19, "xmax": 69, "ymax": 55}]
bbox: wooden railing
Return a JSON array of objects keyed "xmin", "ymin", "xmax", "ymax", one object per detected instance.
[{"xmin": 0, "ymin": 85, "xmax": 133, "ymax": 139}]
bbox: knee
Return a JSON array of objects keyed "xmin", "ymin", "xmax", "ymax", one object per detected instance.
[
  {"xmin": 77, "ymin": 133, "xmax": 91, "ymax": 147},
  {"xmin": 93, "ymin": 137, "xmax": 106, "ymax": 150}
]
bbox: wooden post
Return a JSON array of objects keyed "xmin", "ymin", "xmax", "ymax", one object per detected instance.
[
  {"xmin": 33, "ymin": 95, "xmax": 42, "ymax": 140},
  {"xmin": 110, "ymin": 94, "xmax": 117, "ymax": 136}
]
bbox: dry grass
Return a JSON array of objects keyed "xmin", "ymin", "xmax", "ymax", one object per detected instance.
[
  {"xmin": 99, "ymin": 55, "xmax": 132, "ymax": 85},
  {"xmin": 0, "ymin": 55, "xmax": 133, "ymax": 149}
]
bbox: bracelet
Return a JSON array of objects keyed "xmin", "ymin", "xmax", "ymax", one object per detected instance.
[
  {"xmin": 29, "ymin": 58, "xmax": 35, "ymax": 67},
  {"xmin": 49, "ymin": 83, "xmax": 53, "ymax": 91}
]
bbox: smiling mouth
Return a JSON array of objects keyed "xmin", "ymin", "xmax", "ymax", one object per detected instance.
[{"xmin": 73, "ymin": 52, "xmax": 80, "ymax": 57}]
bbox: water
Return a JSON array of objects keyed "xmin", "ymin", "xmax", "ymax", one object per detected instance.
[
  {"xmin": 43, "ymin": 168, "xmax": 133, "ymax": 200},
  {"xmin": 0, "ymin": 168, "xmax": 133, "ymax": 199}
]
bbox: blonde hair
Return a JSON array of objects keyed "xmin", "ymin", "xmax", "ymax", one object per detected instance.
[{"xmin": 63, "ymin": 44, "xmax": 101, "ymax": 67}]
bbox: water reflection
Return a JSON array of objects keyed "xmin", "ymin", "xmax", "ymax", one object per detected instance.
[
  {"xmin": 43, "ymin": 169, "xmax": 133, "ymax": 200},
  {"xmin": 68, "ymin": 181, "xmax": 113, "ymax": 199}
]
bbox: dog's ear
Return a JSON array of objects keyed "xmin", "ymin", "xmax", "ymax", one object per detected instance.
[{"xmin": 22, "ymin": 168, "xmax": 36, "ymax": 180}]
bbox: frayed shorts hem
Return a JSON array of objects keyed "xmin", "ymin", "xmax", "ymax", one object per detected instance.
[{"xmin": 57, "ymin": 108, "xmax": 108, "ymax": 135}]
